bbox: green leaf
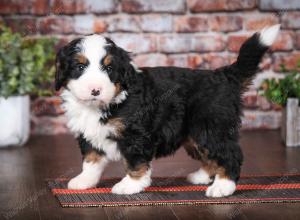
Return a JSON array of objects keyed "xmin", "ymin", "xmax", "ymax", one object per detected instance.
[{"xmin": 0, "ymin": 24, "xmax": 56, "ymax": 97}]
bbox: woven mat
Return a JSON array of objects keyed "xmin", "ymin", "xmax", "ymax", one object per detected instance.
[{"xmin": 47, "ymin": 173, "xmax": 300, "ymax": 207}]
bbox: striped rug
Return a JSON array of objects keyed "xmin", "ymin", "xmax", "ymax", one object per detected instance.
[{"xmin": 47, "ymin": 173, "xmax": 300, "ymax": 207}]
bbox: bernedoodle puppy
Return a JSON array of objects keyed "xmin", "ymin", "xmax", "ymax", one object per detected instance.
[{"xmin": 55, "ymin": 25, "xmax": 280, "ymax": 197}]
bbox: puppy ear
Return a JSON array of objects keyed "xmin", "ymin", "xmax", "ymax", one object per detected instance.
[
  {"xmin": 55, "ymin": 38, "xmax": 82, "ymax": 91},
  {"xmin": 55, "ymin": 47, "xmax": 67, "ymax": 91},
  {"xmin": 117, "ymin": 47, "xmax": 135, "ymax": 76}
]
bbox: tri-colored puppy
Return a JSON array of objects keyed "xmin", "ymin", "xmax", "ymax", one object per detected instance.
[{"xmin": 55, "ymin": 25, "xmax": 280, "ymax": 197}]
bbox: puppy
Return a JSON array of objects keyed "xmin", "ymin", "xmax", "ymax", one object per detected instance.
[{"xmin": 55, "ymin": 25, "xmax": 280, "ymax": 197}]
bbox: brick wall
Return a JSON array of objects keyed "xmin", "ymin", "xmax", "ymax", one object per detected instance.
[{"xmin": 1, "ymin": 0, "xmax": 300, "ymax": 134}]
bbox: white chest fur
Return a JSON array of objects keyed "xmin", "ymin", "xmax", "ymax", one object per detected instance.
[{"xmin": 61, "ymin": 90, "xmax": 121, "ymax": 161}]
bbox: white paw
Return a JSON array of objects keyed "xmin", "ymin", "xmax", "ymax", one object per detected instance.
[
  {"xmin": 187, "ymin": 169, "xmax": 212, "ymax": 185},
  {"xmin": 111, "ymin": 174, "xmax": 151, "ymax": 195},
  {"xmin": 205, "ymin": 176, "xmax": 236, "ymax": 197},
  {"xmin": 67, "ymin": 174, "xmax": 99, "ymax": 190}
]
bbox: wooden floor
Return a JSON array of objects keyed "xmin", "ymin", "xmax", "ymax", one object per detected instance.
[{"xmin": 0, "ymin": 130, "xmax": 300, "ymax": 220}]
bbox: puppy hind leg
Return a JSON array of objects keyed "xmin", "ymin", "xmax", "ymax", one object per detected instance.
[
  {"xmin": 183, "ymin": 137, "xmax": 213, "ymax": 185},
  {"xmin": 205, "ymin": 171, "xmax": 237, "ymax": 198},
  {"xmin": 187, "ymin": 166, "xmax": 213, "ymax": 185},
  {"xmin": 206, "ymin": 141, "xmax": 243, "ymax": 197}
]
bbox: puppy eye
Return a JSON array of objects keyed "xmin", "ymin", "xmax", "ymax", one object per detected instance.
[
  {"xmin": 106, "ymin": 65, "xmax": 113, "ymax": 74},
  {"xmin": 77, "ymin": 64, "xmax": 86, "ymax": 71}
]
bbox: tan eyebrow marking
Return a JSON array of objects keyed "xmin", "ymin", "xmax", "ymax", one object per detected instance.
[
  {"xmin": 75, "ymin": 53, "xmax": 88, "ymax": 65},
  {"xmin": 103, "ymin": 54, "xmax": 112, "ymax": 66}
]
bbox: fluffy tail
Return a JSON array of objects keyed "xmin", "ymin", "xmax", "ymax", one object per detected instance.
[{"xmin": 230, "ymin": 24, "xmax": 280, "ymax": 82}]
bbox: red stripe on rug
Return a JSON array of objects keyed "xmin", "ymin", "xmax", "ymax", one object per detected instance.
[{"xmin": 52, "ymin": 183, "xmax": 300, "ymax": 195}]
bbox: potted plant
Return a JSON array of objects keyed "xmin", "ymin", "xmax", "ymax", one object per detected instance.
[
  {"xmin": 259, "ymin": 62, "xmax": 300, "ymax": 147},
  {"xmin": 0, "ymin": 25, "xmax": 56, "ymax": 147}
]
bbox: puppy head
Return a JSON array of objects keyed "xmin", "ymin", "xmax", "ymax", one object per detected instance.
[{"xmin": 55, "ymin": 35, "xmax": 133, "ymax": 107}]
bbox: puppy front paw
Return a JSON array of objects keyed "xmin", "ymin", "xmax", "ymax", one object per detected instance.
[
  {"xmin": 111, "ymin": 175, "xmax": 151, "ymax": 195},
  {"xmin": 205, "ymin": 177, "xmax": 236, "ymax": 197},
  {"xmin": 67, "ymin": 174, "xmax": 99, "ymax": 190}
]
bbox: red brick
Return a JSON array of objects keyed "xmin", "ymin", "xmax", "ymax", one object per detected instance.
[
  {"xmin": 241, "ymin": 110, "xmax": 281, "ymax": 130},
  {"xmin": 260, "ymin": 0, "xmax": 300, "ymax": 11},
  {"xmin": 31, "ymin": 96, "xmax": 63, "ymax": 117},
  {"xmin": 187, "ymin": 0, "xmax": 256, "ymax": 12},
  {"xmin": 133, "ymin": 53, "xmax": 168, "ymax": 67},
  {"xmin": 282, "ymin": 12, "xmax": 300, "ymax": 29},
  {"xmin": 110, "ymin": 34, "xmax": 157, "ymax": 53},
  {"xmin": 108, "ymin": 15, "xmax": 140, "ymax": 32},
  {"xmin": 174, "ymin": 16, "xmax": 208, "ymax": 33},
  {"xmin": 228, "ymin": 34, "xmax": 251, "ymax": 52},
  {"xmin": 193, "ymin": 35, "xmax": 226, "ymax": 52},
  {"xmin": 51, "ymin": 0, "xmax": 117, "ymax": 14},
  {"xmin": 86, "ymin": 0, "xmax": 117, "ymax": 14},
  {"xmin": 243, "ymin": 91, "xmax": 280, "ymax": 111},
  {"xmin": 188, "ymin": 54, "xmax": 203, "ymax": 68},
  {"xmin": 74, "ymin": 15, "xmax": 93, "ymax": 34},
  {"xmin": 141, "ymin": 15, "xmax": 172, "ymax": 33},
  {"xmin": 93, "ymin": 18, "xmax": 107, "ymax": 33},
  {"xmin": 296, "ymin": 32, "xmax": 300, "ymax": 49},
  {"xmin": 167, "ymin": 54, "xmax": 203, "ymax": 68},
  {"xmin": 273, "ymin": 52, "xmax": 300, "ymax": 72},
  {"xmin": 159, "ymin": 35, "xmax": 192, "ymax": 53},
  {"xmin": 31, "ymin": 0, "xmax": 49, "ymax": 15},
  {"xmin": 228, "ymin": 53, "xmax": 238, "ymax": 65},
  {"xmin": 0, "ymin": 0, "xmax": 30, "ymax": 14},
  {"xmin": 38, "ymin": 16, "xmax": 74, "ymax": 34},
  {"xmin": 4, "ymin": 17, "xmax": 38, "ymax": 35},
  {"xmin": 201, "ymin": 53, "xmax": 229, "ymax": 69},
  {"xmin": 122, "ymin": 0, "xmax": 185, "ymax": 13},
  {"xmin": 245, "ymin": 14, "xmax": 279, "ymax": 30},
  {"xmin": 31, "ymin": 115, "xmax": 68, "ymax": 135},
  {"xmin": 270, "ymin": 103, "xmax": 283, "ymax": 111},
  {"xmin": 243, "ymin": 91, "xmax": 258, "ymax": 109},
  {"xmin": 259, "ymin": 54, "xmax": 272, "ymax": 70},
  {"xmin": 167, "ymin": 54, "xmax": 189, "ymax": 67},
  {"xmin": 209, "ymin": 15, "xmax": 242, "ymax": 32},
  {"xmin": 51, "ymin": 0, "xmax": 86, "ymax": 14},
  {"xmin": 0, "ymin": 0, "xmax": 48, "ymax": 15},
  {"xmin": 257, "ymin": 96, "xmax": 272, "ymax": 111},
  {"xmin": 271, "ymin": 31, "xmax": 294, "ymax": 51},
  {"xmin": 121, "ymin": 0, "xmax": 142, "ymax": 12}
]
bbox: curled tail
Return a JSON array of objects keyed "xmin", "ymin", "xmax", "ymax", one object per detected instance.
[{"xmin": 230, "ymin": 24, "xmax": 280, "ymax": 82}]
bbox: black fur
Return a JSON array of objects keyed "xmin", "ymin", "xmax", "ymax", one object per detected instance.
[
  {"xmin": 55, "ymin": 38, "xmax": 83, "ymax": 91},
  {"xmin": 57, "ymin": 32, "xmax": 271, "ymax": 182}
]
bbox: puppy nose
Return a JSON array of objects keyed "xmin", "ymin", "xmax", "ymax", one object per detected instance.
[{"xmin": 91, "ymin": 88, "xmax": 101, "ymax": 96}]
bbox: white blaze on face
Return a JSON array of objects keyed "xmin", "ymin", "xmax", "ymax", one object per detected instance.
[{"xmin": 67, "ymin": 35, "xmax": 116, "ymax": 105}]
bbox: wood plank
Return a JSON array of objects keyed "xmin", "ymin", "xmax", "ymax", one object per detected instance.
[{"xmin": 104, "ymin": 206, "xmax": 178, "ymax": 220}]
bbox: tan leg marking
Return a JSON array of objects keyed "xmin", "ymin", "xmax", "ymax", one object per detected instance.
[
  {"xmin": 127, "ymin": 163, "xmax": 150, "ymax": 180},
  {"xmin": 84, "ymin": 150, "xmax": 103, "ymax": 163},
  {"xmin": 182, "ymin": 137, "xmax": 228, "ymax": 179}
]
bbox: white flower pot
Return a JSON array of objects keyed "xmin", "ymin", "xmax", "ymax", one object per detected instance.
[
  {"xmin": 281, "ymin": 98, "xmax": 300, "ymax": 147},
  {"xmin": 0, "ymin": 95, "xmax": 30, "ymax": 147}
]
